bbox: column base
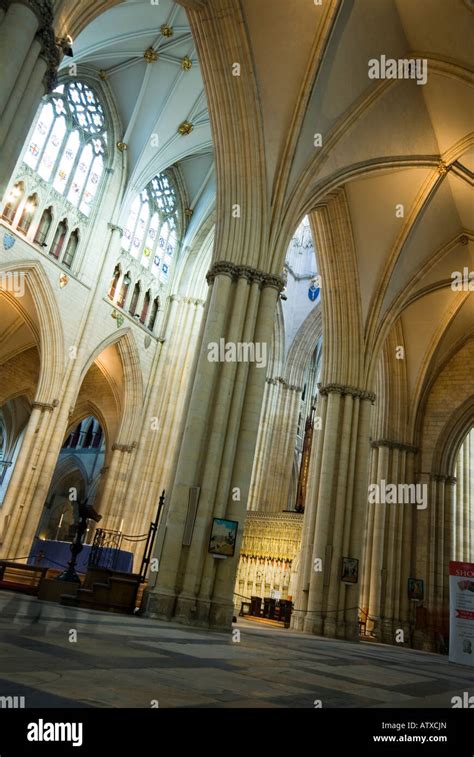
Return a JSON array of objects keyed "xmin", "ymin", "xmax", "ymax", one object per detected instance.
[
  {"xmin": 369, "ymin": 616, "xmax": 383, "ymax": 641},
  {"xmin": 141, "ymin": 589, "xmax": 233, "ymax": 630},
  {"xmin": 141, "ymin": 588, "xmax": 176, "ymax": 620},
  {"xmin": 380, "ymin": 618, "xmax": 395, "ymax": 644},
  {"xmin": 343, "ymin": 620, "xmax": 360, "ymax": 642},
  {"xmin": 291, "ymin": 613, "xmax": 305, "ymax": 632},
  {"xmin": 209, "ymin": 598, "xmax": 235, "ymax": 630},
  {"xmin": 303, "ymin": 614, "xmax": 324, "ymax": 636}
]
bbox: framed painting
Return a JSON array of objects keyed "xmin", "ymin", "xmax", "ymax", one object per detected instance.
[
  {"xmin": 208, "ymin": 517, "xmax": 238, "ymax": 557},
  {"xmin": 341, "ymin": 556, "xmax": 359, "ymax": 584}
]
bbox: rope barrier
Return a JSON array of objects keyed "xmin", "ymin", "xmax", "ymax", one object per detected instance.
[{"xmin": 234, "ymin": 591, "xmax": 370, "ymax": 618}]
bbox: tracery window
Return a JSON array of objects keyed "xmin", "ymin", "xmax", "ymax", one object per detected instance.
[
  {"xmin": 121, "ymin": 171, "xmax": 180, "ymax": 283},
  {"xmin": 23, "ymin": 81, "xmax": 107, "ymax": 217}
]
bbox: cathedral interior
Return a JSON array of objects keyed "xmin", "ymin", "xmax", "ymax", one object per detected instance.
[{"xmin": 0, "ymin": 0, "xmax": 473, "ymax": 718}]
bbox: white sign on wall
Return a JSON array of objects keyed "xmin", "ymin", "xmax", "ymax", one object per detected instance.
[{"xmin": 449, "ymin": 561, "xmax": 474, "ymax": 667}]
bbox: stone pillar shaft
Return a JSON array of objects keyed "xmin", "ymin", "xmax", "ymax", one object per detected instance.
[{"xmin": 144, "ymin": 263, "xmax": 283, "ymax": 628}]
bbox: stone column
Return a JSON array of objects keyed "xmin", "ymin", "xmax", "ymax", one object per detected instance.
[
  {"xmin": 0, "ymin": 37, "xmax": 41, "ymax": 146},
  {"xmin": 462, "ymin": 436, "xmax": 470, "ymax": 559},
  {"xmin": 367, "ymin": 443, "xmax": 389, "ymax": 635},
  {"xmin": 98, "ymin": 443, "xmax": 138, "ymax": 529},
  {"xmin": 0, "ymin": 399, "xmax": 61, "ymax": 559},
  {"xmin": 0, "ymin": 403, "xmax": 46, "ymax": 555},
  {"xmin": 291, "ymin": 390, "xmax": 326, "ymax": 629},
  {"xmin": 0, "ymin": 1, "xmax": 59, "ymax": 199},
  {"xmin": 143, "ymin": 262, "xmax": 283, "ymax": 628},
  {"xmin": 0, "ymin": 2, "xmax": 40, "ymax": 116},
  {"xmin": 455, "ymin": 454, "xmax": 464, "ymax": 559},
  {"xmin": 247, "ymin": 377, "xmax": 278, "ymax": 511},
  {"xmin": 360, "ymin": 444, "xmax": 377, "ymax": 621},
  {"xmin": 293, "ymin": 384, "xmax": 374, "ymax": 641},
  {"xmin": 125, "ymin": 295, "xmax": 206, "ymax": 548},
  {"xmin": 400, "ymin": 449, "xmax": 416, "ymax": 636},
  {"xmin": 443, "ymin": 476, "xmax": 456, "ymax": 607},
  {"xmin": 254, "ymin": 380, "xmax": 302, "ymax": 512}
]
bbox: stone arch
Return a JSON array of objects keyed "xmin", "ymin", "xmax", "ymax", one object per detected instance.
[
  {"xmin": 432, "ymin": 397, "xmax": 474, "ymax": 478},
  {"xmin": 48, "ymin": 452, "xmax": 89, "ymax": 499},
  {"xmin": 285, "ymin": 303, "xmax": 322, "ymax": 388},
  {"xmin": 0, "ymin": 259, "xmax": 64, "ymax": 402},
  {"xmin": 66, "ymin": 402, "xmax": 111, "ymax": 459},
  {"xmin": 78, "ymin": 327, "xmax": 144, "ymax": 444},
  {"xmin": 174, "ymin": 210, "xmax": 215, "ymax": 301}
]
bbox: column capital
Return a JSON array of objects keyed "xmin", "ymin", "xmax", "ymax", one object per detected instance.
[
  {"xmin": 32, "ymin": 399, "xmax": 59, "ymax": 411},
  {"xmin": 370, "ymin": 439, "xmax": 418, "ymax": 454},
  {"xmin": 206, "ymin": 261, "xmax": 285, "ymax": 292},
  {"xmin": 430, "ymin": 472, "xmax": 447, "ymax": 482},
  {"xmin": 318, "ymin": 382, "xmax": 376, "ymax": 403},
  {"xmin": 32, "ymin": 1, "xmax": 60, "ymax": 94},
  {"xmin": 108, "ymin": 223, "xmax": 123, "ymax": 235},
  {"xmin": 266, "ymin": 376, "xmax": 302, "ymax": 392},
  {"xmin": 112, "ymin": 442, "xmax": 138, "ymax": 453}
]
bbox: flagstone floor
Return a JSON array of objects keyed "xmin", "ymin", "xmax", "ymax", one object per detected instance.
[{"xmin": 0, "ymin": 590, "xmax": 472, "ymax": 708}]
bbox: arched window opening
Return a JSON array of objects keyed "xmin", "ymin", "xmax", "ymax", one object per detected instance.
[
  {"xmin": 23, "ymin": 81, "xmax": 108, "ymax": 217},
  {"xmin": 41, "ymin": 415, "xmax": 106, "ymax": 544},
  {"xmin": 140, "ymin": 290, "xmax": 151, "ymax": 324},
  {"xmin": 34, "ymin": 206, "xmax": 53, "ymax": 245},
  {"xmin": 83, "ymin": 422, "xmax": 94, "ymax": 449},
  {"xmin": 453, "ymin": 427, "xmax": 474, "ymax": 562},
  {"xmin": 2, "ymin": 182, "xmax": 24, "ymax": 223},
  {"xmin": 129, "ymin": 282, "xmax": 141, "ymax": 316},
  {"xmin": 92, "ymin": 426, "xmax": 102, "ymax": 448},
  {"xmin": 121, "ymin": 170, "xmax": 181, "ymax": 284},
  {"xmin": 69, "ymin": 423, "xmax": 81, "ymax": 449},
  {"xmin": 117, "ymin": 271, "xmax": 131, "ymax": 308},
  {"xmin": 62, "ymin": 228, "xmax": 79, "ymax": 267},
  {"xmin": 50, "ymin": 219, "xmax": 68, "ymax": 259},
  {"xmin": 148, "ymin": 296, "xmax": 160, "ymax": 331},
  {"xmin": 108, "ymin": 264, "xmax": 121, "ymax": 300},
  {"xmin": 17, "ymin": 193, "xmax": 38, "ymax": 234}
]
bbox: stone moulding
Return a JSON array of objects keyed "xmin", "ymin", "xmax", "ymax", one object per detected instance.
[
  {"xmin": 206, "ymin": 261, "xmax": 285, "ymax": 292},
  {"xmin": 32, "ymin": 399, "xmax": 59, "ymax": 411},
  {"xmin": 266, "ymin": 376, "xmax": 302, "ymax": 392},
  {"xmin": 112, "ymin": 442, "xmax": 138, "ymax": 453},
  {"xmin": 429, "ymin": 473, "xmax": 457, "ymax": 484},
  {"xmin": 370, "ymin": 439, "xmax": 418, "ymax": 454},
  {"xmin": 318, "ymin": 382, "xmax": 376, "ymax": 403}
]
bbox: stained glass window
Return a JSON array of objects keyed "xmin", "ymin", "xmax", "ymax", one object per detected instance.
[
  {"xmin": 22, "ymin": 80, "xmax": 108, "ymax": 216},
  {"xmin": 121, "ymin": 171, "xmax": 181, "ymax": 283}
]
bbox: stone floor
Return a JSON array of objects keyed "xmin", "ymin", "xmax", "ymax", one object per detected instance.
[{"xmin": 0, "ymin": 590, "xmax": 472, "ymax": 708}]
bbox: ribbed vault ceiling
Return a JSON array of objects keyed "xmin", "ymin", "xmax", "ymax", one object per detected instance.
[
  {"xmin": 53, "ymin": 0, "xmax": 473, "ymax": 418},
  {"xmin": 62, "ymin": 0, "xmax": 213, "ymax": 221}
]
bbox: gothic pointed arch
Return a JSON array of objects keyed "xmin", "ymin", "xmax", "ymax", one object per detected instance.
[{"xmin": 0, "ymin": 259, "xmax": 65, "ymax": 401}]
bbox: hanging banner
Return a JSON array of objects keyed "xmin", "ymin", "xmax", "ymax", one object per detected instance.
[{"xmin": 449, "ymin": 561, "xmax": 474, "ymax": 667}]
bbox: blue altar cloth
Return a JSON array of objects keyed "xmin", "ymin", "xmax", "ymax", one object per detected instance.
[{"xmin": 28, "ymin": 539, "xmax": 134, "ymax": 574}]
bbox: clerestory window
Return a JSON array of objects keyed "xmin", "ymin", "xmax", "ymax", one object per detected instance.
[
  {"xmin": 121, "ymin": 171, "xmax": 180, "ymax": 283},
  {"xmin": 22, "ymin": 80, "xmax": 107, "ymax": 217}
]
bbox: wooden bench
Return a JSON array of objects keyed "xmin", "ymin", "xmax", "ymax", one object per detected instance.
[{"xmin": 0, "ymin": 561, "xmax": 48, "ymax": 596}]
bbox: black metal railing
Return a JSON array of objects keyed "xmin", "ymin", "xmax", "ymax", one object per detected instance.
[{"xmin": 88, "ymin": 528, "xmax": 123, "ymax": 570}]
